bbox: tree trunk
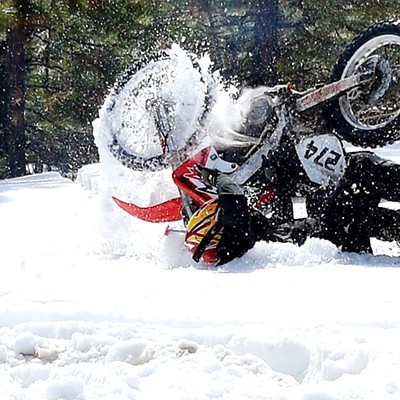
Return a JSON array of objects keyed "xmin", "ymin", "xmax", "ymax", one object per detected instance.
[
  {"xmin": 0, "ymin": 44, "xmax": 6, "ymax": 161},
  {"xmin": 252, "ymin": 0, "xmax": 279, "ymax": 86},
  {"xmin": 3, "ymin": 12, "xmax": 27, "ymax": 177}
]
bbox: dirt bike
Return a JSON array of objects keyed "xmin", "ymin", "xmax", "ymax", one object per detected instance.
[{"xmin": 100, "ymin": 21, "xmax": 400, "ymax": 230}]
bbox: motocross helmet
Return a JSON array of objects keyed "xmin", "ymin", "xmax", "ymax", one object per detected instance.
[{"xmin": 184, "ymin": 199, "xmax": 223, "ymax": 264}]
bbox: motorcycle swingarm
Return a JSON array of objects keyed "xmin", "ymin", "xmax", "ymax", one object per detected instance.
[{"xmin": 295, "ymin": 71, "xmax": 372, "ymax": 112}]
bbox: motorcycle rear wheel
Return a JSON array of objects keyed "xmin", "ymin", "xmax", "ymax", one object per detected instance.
[{"xmin": 323, "ymin": 21, "xmax": 400, "ymax": 148}]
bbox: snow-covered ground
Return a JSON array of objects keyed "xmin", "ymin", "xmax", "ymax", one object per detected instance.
[
  {"xmin": 1, "ymin": 151, "xmax": 400, "ymax": 400},
  {"xmin": 2, "ymin": 46, "xmax": 400, "ymax": 399}
]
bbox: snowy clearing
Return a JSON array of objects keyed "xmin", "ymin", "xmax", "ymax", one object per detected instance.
[{"xmin": 1, "ymin": 148, "xmax": 400, "ymax": 399}]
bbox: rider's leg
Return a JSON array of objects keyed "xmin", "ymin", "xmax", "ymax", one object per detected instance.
[
  {"xmin": 307, "ymin": 172, "xmax": 377, "ymax": 253},
  {"xmin": 215, "ymin": 175, "xmax": 257, "ymax": 265},
  {"xmin": 319, "ymin": 187, "xmax": 374, "ymax": 253},
  {"xmin": 346, "ymin": 151, "xmax": 400, "ymax": 202},
  {"xmin": 314, "ymin": 151, "xmax": 400, "ymax": 253}
]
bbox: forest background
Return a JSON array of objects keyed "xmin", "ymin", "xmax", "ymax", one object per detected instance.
[{"xmin": 1, "ymin": 0, "xmax": 399, "ymax": 179}]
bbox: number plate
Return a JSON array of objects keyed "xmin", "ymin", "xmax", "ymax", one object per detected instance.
[{"xmin": 295, "ymin": 134, "xmax": 346, "ymax": 186}]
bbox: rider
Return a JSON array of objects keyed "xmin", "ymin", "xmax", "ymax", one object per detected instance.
[
  {"xmin": 184, "ymin": 88, "xmax": 400, "ymax": 266},
  {"xmin": 185, "ymin": 149, "xmax": 400, "ymax": 266}
]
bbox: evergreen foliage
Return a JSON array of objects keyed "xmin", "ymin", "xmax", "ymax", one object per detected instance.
[
  {"xmin": 1, "ymin": 0, "xmax": 400, "ymax": 178},
  {"xmin": 280, "ymin": 0, "xmax": 400, "ymax": 88}
]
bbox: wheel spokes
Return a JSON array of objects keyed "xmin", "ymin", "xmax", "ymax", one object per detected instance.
[{"xmin": 343, "ymin": 40, "xmax": 400, "ymax": 129}]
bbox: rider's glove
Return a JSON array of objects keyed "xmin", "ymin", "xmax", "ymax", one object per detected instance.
[
  {"xmin": 291, "ymin": 218, "xmax": 319, "ymax": 245},
  {"xmin": 275, "ymin": 218, "xmax": 317, "ymax": 246},
  {"xmin": 195, "ymin": 164, "xmax": 220, "ymax": 187}
]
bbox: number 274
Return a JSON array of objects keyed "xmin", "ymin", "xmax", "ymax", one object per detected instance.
[{"xmin": 304, "ymin": 140, "xmax": 341, "ymax": 172}]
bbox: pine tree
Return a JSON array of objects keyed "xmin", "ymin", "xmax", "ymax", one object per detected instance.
[
  {"xmin": 194, "ymin": 0, "xmax": 280, "ymax": 86},
  {"xmin": 252, "ymin": 0, "xmax": 280, "ymax": 85},
  {"xmin": 1, "ymin": 0, "xmax": 29, "ymax": 177}
]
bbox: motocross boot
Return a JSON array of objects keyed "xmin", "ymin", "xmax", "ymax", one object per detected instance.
[{"xmin": 370, "ymin": 207, "xmax": 400, "ymax": 243}]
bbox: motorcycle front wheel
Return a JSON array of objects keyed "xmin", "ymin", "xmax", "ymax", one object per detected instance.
[
  {"xmin": 323, "ymin": 21, "xmax": 400, "ymax": 148},
  {"xmin": 103, "ymin": 46, "xmax": 215, "ymax": 172}
]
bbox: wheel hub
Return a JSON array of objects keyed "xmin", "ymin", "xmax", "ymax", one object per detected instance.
[{"xmin": 359, "ymin": 55, "xmax": 393, "ymax": 102}]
